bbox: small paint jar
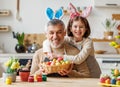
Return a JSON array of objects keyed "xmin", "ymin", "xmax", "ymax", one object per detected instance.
[
  {"xmin": 37, "ymin": 75, "xmax": 42, "ymax": 82},
  {"xmin": 28, "ymin": 76, "xmax": 34, "ymax": 82},
  {"xmin": 42, "ymin": 74, "xmax": 47, "ymax": 81}
]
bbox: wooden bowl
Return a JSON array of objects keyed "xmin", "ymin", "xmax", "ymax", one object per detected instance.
[{"xmin": 95, "ymin": 50, "xmax": 106, "ymax": 54}]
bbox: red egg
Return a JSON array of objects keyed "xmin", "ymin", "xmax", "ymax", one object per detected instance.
[{"xmin": 57, "ymin": 57, "xmax": 63, "ymax": 61}]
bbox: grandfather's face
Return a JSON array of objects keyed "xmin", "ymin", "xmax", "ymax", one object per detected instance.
[{"xmin": 46, "ymin": 24, "xmax": 66, "ymax": 48}]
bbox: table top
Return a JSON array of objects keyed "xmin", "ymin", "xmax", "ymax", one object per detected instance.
[{"xmin": 0, "ymin": 77, "xmax": 101, "ymax": 87}]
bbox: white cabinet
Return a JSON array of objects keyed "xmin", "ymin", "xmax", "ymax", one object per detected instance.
[
  {"xmin": 96, "ymin": 56, "xmax": 120, "ymax": 75},
  {"xmin": 94, "ymin": 0, "xmax": 120, "ymax": 7}
]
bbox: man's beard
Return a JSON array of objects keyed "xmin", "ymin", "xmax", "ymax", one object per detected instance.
[{"xmin": 50, "ymin": 39, "xmax": 64, "ymax": 48}]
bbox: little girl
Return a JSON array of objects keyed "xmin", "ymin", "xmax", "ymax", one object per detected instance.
[{"xmin": 43, "ymin": 3, "xmax": 101, "ymax": 78}]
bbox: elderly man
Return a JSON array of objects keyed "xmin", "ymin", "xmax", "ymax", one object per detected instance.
[{"xmin": 30, "ymin": 19, "xmax": 90, "ymax": 77}]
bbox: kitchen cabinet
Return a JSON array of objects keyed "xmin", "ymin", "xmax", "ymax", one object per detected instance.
[
  {"xmin": 94, "ymin": 0, "xmax": 120, "ymax": 7},
  {"xmin": 95, "ymin": 54, "xmax": 120, "ymax": 74}
]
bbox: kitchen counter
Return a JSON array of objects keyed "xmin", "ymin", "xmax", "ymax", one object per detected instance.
[
  {"xmin": 0, "ymin": 53, "xmax": 34, "ymax": 59},
  {"xmin": 0, "ymin": 53, "xmax": 120, "ymax": 59},
  {"xmin": 0, "ymin": 76, "xmax": 100, "ymax": 87}
]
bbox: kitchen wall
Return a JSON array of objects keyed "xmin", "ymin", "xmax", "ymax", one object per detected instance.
[{"xmin": 0, "ymin": 0, "xmax": 120, "ymax": 53}]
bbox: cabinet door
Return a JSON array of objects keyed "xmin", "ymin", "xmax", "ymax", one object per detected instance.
[
  {"xmin": 94, "ymin": 0, "xmax": 120, "ymax": 7},
  {"xmin": 96, "ymin": 58, "xmax": 120, "ymax": 74}
]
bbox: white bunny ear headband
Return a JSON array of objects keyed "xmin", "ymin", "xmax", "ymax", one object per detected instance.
[
  {"xmin": 46, "ymin": 7, "xmax": 64, "ymax": 20},
  {"xmin": 68, "ymin": 3, "xmax": 92, "ymax": 19}
]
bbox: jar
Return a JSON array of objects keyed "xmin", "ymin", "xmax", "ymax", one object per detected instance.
[
  {"xmin": 42, "ymin": 74, "xmax": 47, "ymax": 81},
  {"xmin": 37, "ymin": 75, "xmax": 42, "ymax": 82},
  {"xmin": 28, "ymin": 76, "xmax": 34, "ymax": 82}
]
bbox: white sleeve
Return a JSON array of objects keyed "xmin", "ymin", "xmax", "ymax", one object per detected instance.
[{"xmin": 43, "ymin": 39, "xmax": 51, "ymax": 53}]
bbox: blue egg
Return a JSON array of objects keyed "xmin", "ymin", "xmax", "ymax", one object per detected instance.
[{"xmin": 111, "ymin": 79, "xmax": 116, "ymax": 84}]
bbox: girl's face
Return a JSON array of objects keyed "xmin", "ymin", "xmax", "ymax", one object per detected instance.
[{"xmin": 70, "ymin": 20, "xmax": 86, "ymax": 41}]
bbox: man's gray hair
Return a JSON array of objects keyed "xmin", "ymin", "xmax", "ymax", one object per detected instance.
[{"xmin": 44, "ymin": 19, "xmax": 65, "ymax": 32}]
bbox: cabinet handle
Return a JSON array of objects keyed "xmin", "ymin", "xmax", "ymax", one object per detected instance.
[
  {"xmin": 102, "ymin": 60, "xmax": 120, "ymax": 63},
  {"xmin": 106, "ymin": 4, "xmax": 117, "ymax": 6}
]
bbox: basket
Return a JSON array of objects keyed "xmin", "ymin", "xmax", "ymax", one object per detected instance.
[
  {"xmin": 115, "ymin": 48, "xmax": 120, "ymax": 54},
  {"xmin": 41, "ymin": 63, "xmax": 71, "ymax": 73}
]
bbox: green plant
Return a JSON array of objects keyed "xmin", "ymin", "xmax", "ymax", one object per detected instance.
[
  {"xmin": 102, "ymin": 18, "xmax": 116, "ymax": 31},
  {"xmin": 4, "ymin": 57, "xmax": 20, "ymax": 73},
  {"xmin": 12, "ymin": 32, "xmax": 24, "ymax": 45}
]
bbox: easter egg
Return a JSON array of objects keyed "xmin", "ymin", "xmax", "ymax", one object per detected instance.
[
  {"xmin": 105, "ymin": 79, "xmax": 110, "ymax": 84},
  {"xmin": 116, "ymin": 81, "xmax": 120, "ymax": 85},
  {"xmin": 5, "ymin": 77, "xmax": 12, "ymax": 85},
  {"xmin": 111, "ymin": 79, "xmax": 116, "ymax": 84}
]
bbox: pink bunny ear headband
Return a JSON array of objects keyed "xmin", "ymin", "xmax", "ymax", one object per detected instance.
[{"xmin": 68, "ymin": 3, "xmax": 92, "ymax": 19}]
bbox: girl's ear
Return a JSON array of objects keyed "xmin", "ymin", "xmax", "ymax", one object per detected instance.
[
  {"xmin": 46, "ymin": 8, "xmax": 54, "ymax": 20},
  {"xmin": 55, "ymin": 8, "xmax": 63, "ymax": 19}
]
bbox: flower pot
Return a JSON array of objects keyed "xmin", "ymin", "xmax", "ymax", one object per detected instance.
[
  {"xmin": 15, "ymin": 44, "xmax": 26, "ymax": 53},
  {"xmin": 2, "ymin": 72, "xmax": 16, "ymax": 82},
  {"xmin": 104, "ymin": 31, "xmax": 114, "ymax": 40},
  {"xmin": 19, "ymin": 71, "xmax": 30, "ymax": 82}
]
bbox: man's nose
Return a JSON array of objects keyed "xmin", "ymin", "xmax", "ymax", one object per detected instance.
[{"xmin": 53, "ymin": 33, "xmax": 58, "ymax": 39}]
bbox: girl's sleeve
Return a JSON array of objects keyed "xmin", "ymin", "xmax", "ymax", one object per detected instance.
[
  {"xmin": 64, "ymin": 38, "xmax": 93, "ymax": 64},
  {"xmin": 43, "ymin": 39, "xmax": 51, "ymax": 53}
]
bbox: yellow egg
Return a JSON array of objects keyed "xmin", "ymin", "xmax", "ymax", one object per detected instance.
[
  {"xmin": 116, "ymin": 81, "xmax": 120, "ymax": 85},
  {"xmin": 114, "ymin": 69, "xmax": 119, "ymax": 76},
  {"xmin": 5, "ymin": 77, "xmax": 12, "ymax": 85}
]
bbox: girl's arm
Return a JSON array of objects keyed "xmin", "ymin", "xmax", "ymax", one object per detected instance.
[
  {"xmin": 64, "ymin": 38, "xmax": 94, "ymax": 64},
  {"xmin": 43, "ymin": 39, "xmax": 51, "ymax": 53}
]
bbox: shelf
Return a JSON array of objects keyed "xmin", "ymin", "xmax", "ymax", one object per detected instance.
[
  {"xmin": 0, "ymin": 25, "xmax": 10, "ymax": 32},
  {"xmin": 0, "ymin": 9, "xmax": 10, "ymax": 16},
  {"xmin": 63, "ymin": 10, "xmax": 82, "ymax": 15},
  {"xmin": 92, "ymin": 38, "xmax": 115, "ymax": 42}
]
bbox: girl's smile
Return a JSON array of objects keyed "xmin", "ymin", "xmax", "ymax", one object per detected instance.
[{"xmin": 71, "ymin": 20, "xmax": 86, "ymax": 42}]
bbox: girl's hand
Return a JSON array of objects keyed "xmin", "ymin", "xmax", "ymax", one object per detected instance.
[{"xmin": 58, "ymin": 63, "xmax": 73, "ymax": 76}]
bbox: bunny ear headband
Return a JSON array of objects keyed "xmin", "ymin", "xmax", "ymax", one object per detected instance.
[
  {"xmin": 46, "ymin": 7, "xmax": 64, "ymax": 20},
  {"xmin": 69, "ymin": 3, "xmax": 92, "ymax": 19}
]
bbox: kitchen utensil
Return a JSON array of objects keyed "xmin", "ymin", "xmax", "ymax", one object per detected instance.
[{"xmin": 16, "ymin": 0, "xmax": 22, "ymax": 21}]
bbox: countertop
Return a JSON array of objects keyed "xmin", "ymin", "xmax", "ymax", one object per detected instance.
[
  {"xmin": 0, "ymin": 53, "xmax": 34, "ymax": 59},
  {"xmin": 0, "ymin": 53, "xmax": 120, "ymax": 59},
  {"xmin": 0, "ymin": 76, "xmax": 100, "ymax": 87}
]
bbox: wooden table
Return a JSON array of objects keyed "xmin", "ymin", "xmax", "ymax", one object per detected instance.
[{"xmin": 0, "ymin": 77, "xmax": 101, "ymax": 87}]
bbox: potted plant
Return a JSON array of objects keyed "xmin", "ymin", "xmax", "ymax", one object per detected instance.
[
  {"xmin": 12, "ymin": 31, "xmax": 26, "ymax": 53},
  {"xmin": 18, "ymin": 60, "xmax": 31, "ymax": 82},
  {"xmin": 2, "ymin": 57, "xmax": 20, "ymax": 82},
  {"xmin": 102, "ymin": 18, "xmax": 116, "ymax": 39}
]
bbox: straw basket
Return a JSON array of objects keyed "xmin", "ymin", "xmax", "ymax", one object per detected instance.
[
  {"xmin": 115, "ymin": 48, "xmax": 120, "ymax": 54},
  {"xmin": 41, "ymin": 63, "xmax": 71, "ymax": 73}
]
